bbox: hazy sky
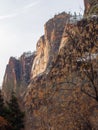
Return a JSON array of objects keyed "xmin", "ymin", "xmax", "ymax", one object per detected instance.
[{"xmin": 0, "ymin": 0, "xmax": 84, "ymax": 85}]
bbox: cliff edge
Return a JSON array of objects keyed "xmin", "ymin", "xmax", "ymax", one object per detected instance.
[{"xmin": 2, "ymin": 0, "xmax": 98, "ymax": 130}]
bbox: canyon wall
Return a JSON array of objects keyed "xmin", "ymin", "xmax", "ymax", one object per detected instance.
[
  {"xmin": 31, "ymin": 12, "xmax": 70, "ymax": 78},
  {"xmin": 2, "ymin": 12, "xmax": 70, "ymax": 100},
  {"xmin": 2, "ymin": 52, "xmax": 36, "ymax": 99},
  {"xmin": 84, "ymin": 0, "xmax": 98, "ymax": 16},
  {"xmin": 24, "ymin": 16, "xmax": 98, "ymax": 130},
  {"xmin": 2, "ymin": 0, "xmax": 98, "ymax": 130}
]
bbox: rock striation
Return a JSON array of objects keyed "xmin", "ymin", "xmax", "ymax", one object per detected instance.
[
  {"xmin": 24, "ymin": 16, "xmax": 98, "ymax": 130},
  {"xmin": 2, "ymin": 12, "xmax": 70, "ymax": 100},
  {"xmin": 31, "ymin": 12, "xmax": 70, "ymax": 78},
  {"xmin": 2, "ymin": 1, "xmax": 98, "ymax": 130},
  {"xmin": 2, "ymin": 52, "xmax": 35, "ymax": 100},
  {"xmin": 84, "ymin": 0, "xmax": 98, "ymax": 16}
]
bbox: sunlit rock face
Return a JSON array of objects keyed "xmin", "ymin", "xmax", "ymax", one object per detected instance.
[
  {"xmin": 31, "ymin": 36, "xmax": 47, "ymax": 78},
  {"xmin": 44, "ymin": 12, "xmax": 70, "ymax": 70},
  {"xmin": 31, "ymin": 12, "xmax": 70, "ymax": 78},
  {"xmin": 2, "ymin": 12, "xmax": 70, "ymax": 100},
  {"xmin": 2, "ymin": 6, "xmax": 98, "ymax": 130},
  {"xmin": 24, "ymin": 16, "xmax": 98, "ymax": 130}
]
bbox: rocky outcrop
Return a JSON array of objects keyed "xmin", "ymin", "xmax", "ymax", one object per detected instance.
[
  {"xmin": 84, "ymin": 0, "xmax": 98, "ymax": 16},
  {"xmin": 2, "ymin": 1, "xmax": 98, "ymax": 130},
  {"xmin": 31, "ymin": 36, "xmax": 46, "ymax": 78},
  {"xmin": 31, "ymin": 12, "xmax": 70, "ymax": 78},
  {"xmin": 2, "ymin": 52, "xmax": 35, "ymax": 100},
  {"xmin": 24, "ymin": 16, "xmax": 98, "ymax": 130},
  {"xmin": 2, "ymin": 12, "xmax": 70, "ymax": 100}
]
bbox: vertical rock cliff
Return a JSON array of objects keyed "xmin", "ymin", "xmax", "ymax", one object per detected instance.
[
  {"xmin": 2, "ymin": 12, "xmax": 70, "ymax": 100},
  {"xmin": 2, "ymin": 52, "xmax": 36, "ymax": 100},
  {"xmin": 24, "ymin": 16, "xmax": 98, "ymax": 130},
  {"xmin": 31, "ymin": 12, "xmax": 70, "ymax": 78},
  {"xmin": 2, "ymin": 0, "xmax": 98, "ymax": 130}
]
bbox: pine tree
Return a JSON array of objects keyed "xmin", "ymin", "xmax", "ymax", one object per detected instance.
[
  {"xmin": 0, "ymin": 90, "xmax": 12, "ymax": 130},
  {"xmin": 0, "ymin": 90, "xmax": 5, "ymax": 116},
  {"xmin": 7, "ymin": 92, "xmax": 24, "ymax": 130}
]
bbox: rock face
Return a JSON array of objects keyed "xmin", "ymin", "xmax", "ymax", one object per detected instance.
[
  {"xmin": 31, "ymin": 12, "xmax": 70, "ymax": 78},
  {"xmin": 2, "ymin": 1, "xmax": 98, "ymax": 130},
  {"xmin": 84, "ymin": 0, "xmax": 98, "ymax": 16},
  {"xmin": 31, "ymin": 36, "xmax": 46, "ymax": 78},
  {"xmin": 2, "ymin": 52, "xmax": 35, "ymax": 100},
  {"xmin": 24, "ymin": 16, "xmax": 98, "ymax": 130},
  {"xmin": 2, "ymin": 12, "xmax": 70, "ymax": 100}
]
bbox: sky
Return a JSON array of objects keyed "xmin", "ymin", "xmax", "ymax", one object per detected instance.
[{"xmin": 0, "ymin": 0, "xmax": 84, "ymax": 85}]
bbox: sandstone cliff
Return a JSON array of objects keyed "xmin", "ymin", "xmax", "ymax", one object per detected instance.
[
  {"xmin": 2, "ymin": 12, "xmax": 70, "ymax": 100},
  {"xmin": 84, "ymin": 0, "xmax": 98, "ymax": 16},
  {"xmin": 2, "ymin": 52, "xmax": 36, "ymax": 100},
  {"xmin": 31, "ymin": 12, "xmax": 70, "ymax": 78},
  {"xmin": 2, "ymin": 0, "xmax": 98, "ymax": 130},
  {"xmin": 24, "ymin": 16, "xmax": 98, "ymax": 130}
]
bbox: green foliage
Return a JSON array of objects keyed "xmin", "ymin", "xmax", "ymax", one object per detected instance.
[
  {"xmin": 0, "ymin": 90, "xmax": 25, "ymax": 130},
  {"xmin": 0, "ymin": 90, "xmax": 6, "ymax": 117},
  {"xmin": 7, "ymin": 92, "xmax": 25, "ymax": 130}
]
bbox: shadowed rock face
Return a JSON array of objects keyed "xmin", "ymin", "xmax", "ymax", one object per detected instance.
[
  {"xmin": 2, "ymin": 52, "xmax": 35, "ymax": 100},
  {"xmin": 84, "ymin": 0, "xmax": 90, "ymax": 15},
  {"xmin": 24, "ymin": 16, "xmax": 98, "ymax": 130},
  {"xmin": 2, "ymin": 1, "xmax": 98, "ymax": 129},
  {"xmin": 84, "ymin": 0, "xmax": 98, "ymax": 16}
]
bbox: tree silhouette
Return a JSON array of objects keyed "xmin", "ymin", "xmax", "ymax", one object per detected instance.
[
  {"xmin": 0, "ymin": 90, "xmax": 6, "ymax": 117},
  {"xmin": 7, "ymin": 92, "xmax": 25, "ymax": 130}
]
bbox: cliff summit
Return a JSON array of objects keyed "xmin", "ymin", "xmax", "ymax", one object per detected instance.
[{"xmin": 2, "ymin": 1, "xmax": 98, "ymax": 130}]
